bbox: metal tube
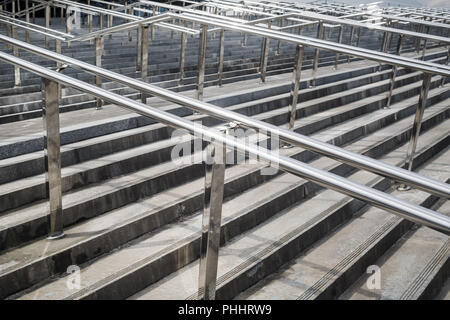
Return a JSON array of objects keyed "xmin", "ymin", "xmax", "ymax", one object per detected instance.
[
  {"xmin": 137, "ymin": 24, "xmax": 142, "ymax": 72},
  {"xmin": 95, "ymin": 36, "xmax": 103, "ymax": 109},
  {"xmin": 45, "ymin": 4, "xmax": 50, "ymax": 48},
  {"xmin": 6, "ymin": 25, "xmax": 11, "ymax": 50},
  {"xmin": 198, "ymin": 133, "xmax": 227, "ymax": 300},
  {"xmin": 129, "ymin": 5, "xmax": 133, "ymax": 41},
  {"xmin": 66, "ymin": 6, "xmax": 71, "ymax": 48},
  {"xmin": 25, "ymin": 0, "xmax": 30, "ymax": 43},
  {"xmin": 197, "ymin": 24, "xmax": 207, "ymax": 101},
  {"xmin": 356, "ymin": 26, "xmax": 362, "ymax": 47},
  {"xmin": 3, "ymin": 36, "xmax": 448, "ymax": 199},
  {"xmin": 288, "ymin": 45, "xmax": 304, "ymax": 131},
  {"xmin": 386, "ymin": 35, "xmax": 403, "ymax": 109},
  {"xmin": 334, "ymin": 25, "xmax": 343, "ymax": 70},
  {"xmin": 55, "ymin": 39, "xmax": 62, "ymax": 69},
  {"xmin": 141, "ymin": 25, "xmax": 149, "ymax": 103},
  {"xmin": 403, "ymin": 73, "xmax": 432, "ymax": 173},
  {"xmin": 3, "ymin": 52, "xmax": 449, "ymax": 234},
  {"xmin": 218, "ymin": 29, "xmax": 225, "ymax": 87},
  {"xmin": 261, "ymin": 21, "xmax": 271, "ymax": 83},
  {"xmin": 311, "ymin": 20, "xmax": 324, "ymax": 87},
  {"xmin": 42, "ymin": 78, "xmax": 64, "ymax": 240},
  {"xmin": 179, "ymin": 32, "xmax": 187, "ymax": 85},
  {"xmin": 441, "ymin": 46, "xmax": 449, "ymax": 87},
  {"xmin": 347, "ymin": 25, "xmax": 355, "ymax": 63},
  {"xmin": 13, "ymin": 27, "xmax": 20, "ymax": 87},
  {"xmin": 277, "ymin": 18, "xmax": 283, "ymax": 55},
  {"xmin": 88, "ymin": 0, "xmax": 93, "ymax": 33}
]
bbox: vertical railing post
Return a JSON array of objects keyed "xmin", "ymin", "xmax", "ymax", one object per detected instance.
[
  {"xmin": 45, "ymin": 4, "xmax": 50, "ymax": 48},
  {"xmin": 25, "ymin": 0, "xmax": 30, "ymax": 43},
  {"xmin": 198, "ymin": 127, "xmax": 227, "ymax": 300},
  {"xmin": 141, "ymin": 25, "xmax": 149, "ymax": 103},
  {"xmin": 32, "ymin": 3, "xmax": 35, "ymax": 24},
  {"xmin": 218, "ymin": 29, "xmax": 225, "ymax": 87},
  {"xmin": 356, "ymin": 27, "xmax": 362, "ymax": 47},
  {"xmin": 197, "ymin": 24, "xmax": 207, "ymax": 101},
  {"xmin": 88, "ymin": 0, "xmax": 92, "ymax": 33},
  {"xmin": 334, "ymin": 25, "xmax": 343, "ymax": 70},
  {"xmin": 398, "ymin": 73, "xmax": 432, "ymax": 191},
  {"xmin": 311, "ymin": 20, "xmax": 324, "ymax": 87},
  {"xmin": 66, "ymin": 5, "xmax": 71, "ymax": 48},
  {"xmin": 440, "ymin": 46, "xmax": 449, "ymax": 87},
  {"xmin": 55, "ymin": 39, "xmax": 62, "ymax": 69},
  {"xmin": 12, "ymin": 35, "xmax": 20, "ymax": 87},
  {"xmin": 386, "ymin": 35, "xmax": 404, "ymax": 108},
  {"xmin": 137, "ymin": 24, "xmax": 143, "ymax": 72},
  {"xmin": 421, "ymin": 26, "xmax": 430, "ymax": 60},
  {"xmin": 95, "ymin": 36, "xmax": 104, "ymax": 110},
  {"xmin": 107, "ymin": 5, "xmax": 113, "ymax": 40},
  {"xmin": 277, "ymin": 18, "xmax": 283, "ymax": 56},
  {"xmin": 347, "ymin": 26, "xmax": 355, "ymax": 63},
  {"xmin": 260, "ymin": 21, "xmax": 271, "ymax": 84},
  {"xmin": 287, "ymin": 45, "xmax": 304, "ymax": 132},
  {"xmin": 6, "ymin": 24, "xmax": 11, "ymax": 50},
  {"xmin": 42, "ymin": 78, "xmax": 64, "ymax": 240},
  {"xmin": 179, "ymin": 32, "xmax": 187, "ymax": 85}
]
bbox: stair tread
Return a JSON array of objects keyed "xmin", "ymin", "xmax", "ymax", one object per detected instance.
[
  {"xmin": 234, "ymin": 147, "xmax": 450, "ymax": 300},
  {"xmin": 12, "ymin": 114, "xmax": 449, "ymax": 300}
]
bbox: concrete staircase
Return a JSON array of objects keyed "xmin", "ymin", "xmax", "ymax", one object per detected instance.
[{"xmin": 0, "ymin": 19, "xmax": 448, "ymax": 300}]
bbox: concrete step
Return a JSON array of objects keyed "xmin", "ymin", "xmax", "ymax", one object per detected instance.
[
  {"xmin": 339, "ymin": 200, "xmax": 449, "ymax": 300},
  {"xmin": 0, "ymin": 64, "xmax": 417, "ymax": 185},
  {"xmin": 129, "ymin": 121, "xmax": 450, "ymax": 300},
  {"xmin": 233, "ymin": 143, "xmax": 450, "ymax": 300},
  {"xmin": 0, "ymin": 72, "xmax": 446, "ymax": 253},
  {"xmin": 4, "ymin": 101, "xmax": 448, "ymax": 300}
]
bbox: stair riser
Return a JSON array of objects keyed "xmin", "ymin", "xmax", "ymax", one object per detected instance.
[
  {"xmin": 82, "ymin": 133, "xmax": 450, "ymax": 300},
  {"xmin": 0, "ymin": 62, "xmax": 398, "ymax": 161},
  {"xmin": 1, "ymin": 72, "xmax": 442, "ymax": 213}
]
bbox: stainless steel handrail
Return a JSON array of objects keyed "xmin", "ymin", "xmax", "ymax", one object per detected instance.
[
  {"xmin": 1, "ymin": 34, "xmax": 449, "ymax": 200},
  {"xmin": 3, "ymin": 0, "xmax": 447, "ymax": 78},
  {"xmin": 168, "ymin": 12, "xmax": 450, "ymax": 77},
  {"xmin": 1, "ymin": 50, "xmax": 449, "ymax": 236}
]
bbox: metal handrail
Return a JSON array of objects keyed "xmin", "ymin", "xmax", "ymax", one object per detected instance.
[
  {"xmin": 2, "ymin": 0, "xmax": 447, "ymax": 77},
  {"xmin": 0, "ymin": 50, "xmax": 449, "ymax": 237},
  {"xmin": 168, "ymin": 12, "xmax": 450, "ymax": 77},
  {"xmin": 1, "ymin": 34, "xmax": 449, "ymax": 201}
]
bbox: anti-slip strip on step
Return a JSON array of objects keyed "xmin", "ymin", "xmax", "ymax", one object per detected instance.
[{"xmin": 400, "ymin": 239, "xmax": 450, "ymax": 300}]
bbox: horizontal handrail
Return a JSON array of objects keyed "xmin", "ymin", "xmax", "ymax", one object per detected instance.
[
  {"xmin": 211, "ymin": 0, "xmax": 450, "ymax": 40},
  {"xmin": 169, "ymin": 12, "xmax": 450, "ymax": 77},
  {"xmin": 0, "ymin": 50, "xmax": 449, "ymax": 235},
  {"xmin": 3, "ymin": 0, "xmax": 447, "ymax": 78},
  {"xmin": 1, "ymin": 34, "xmax": 449, "ymax": 200}
]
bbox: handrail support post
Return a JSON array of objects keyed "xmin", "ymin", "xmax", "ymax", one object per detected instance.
[
  {"xmin": 95, "ymin": 36, "xmax": 104, "ymax": 110},
  {"xmin": 179, "ymin": 32, "xmax": 187, "ymax": 86},
  {"xmin": 42, "ymin": 78, "xmax": 64, "ymax": 240},
  {"xmin": 218, "ymin": 29, "xmax": 225, "ymax": 87},
  {"xmin": 311, "ymin": 20, "xmax": 324, "ymax": 87},
  {"xmin": 198, "ymin": 126, "xmax": 228, "ymax": 300},
  {"xmin": 45, "ymin": 4, "xmax": 50, "ymax": 48},
  {"xmin": 334, "ymin": 25, "xmax": 343, "ymax": 70},
  {"xmin": 197, "ymin": 24, "xmax": 207, "ymax": 101},
  {"xmin": 386, "ymin": 35, "xmax": 403, "ymax": 108},
  {"xmin": 141, "ymin": 25, "xmax": 149, "ymax": 103},
  {"xmin": 283, "ymin": 45, "xmax": 304, "ymax": 149},
  {"xmin": 398, "ymin": 73, "xmax": 432, "ymax": 190}
]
